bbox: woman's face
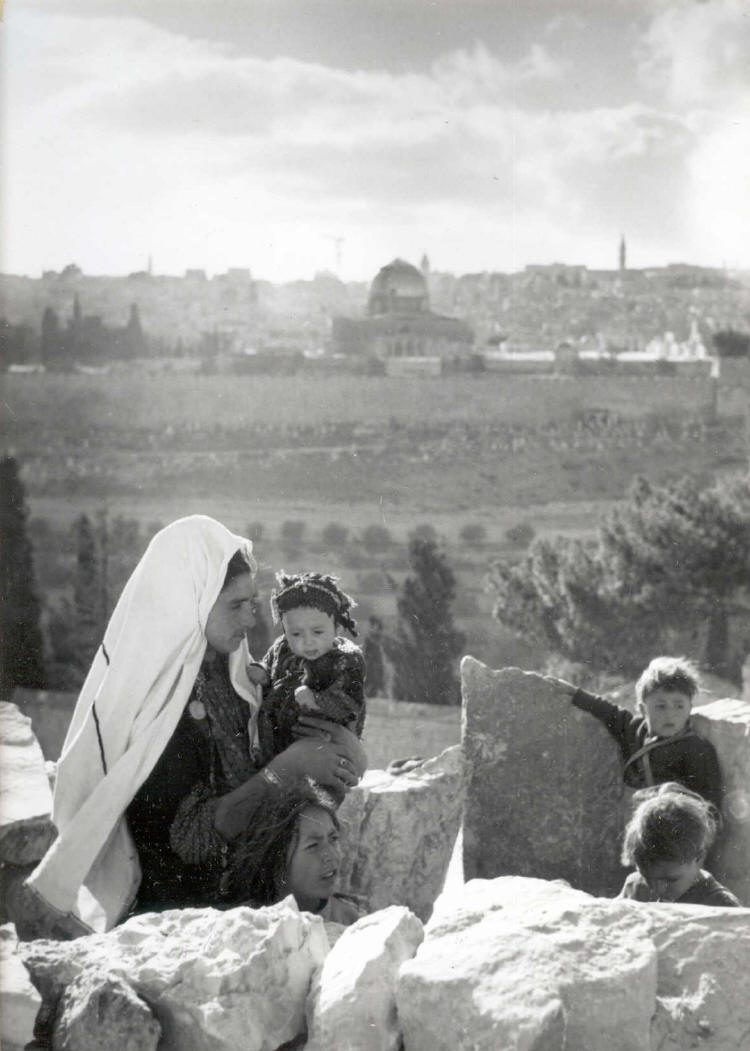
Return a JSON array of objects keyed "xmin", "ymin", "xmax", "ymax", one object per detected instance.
[
  {"xmin": 205, "ymin": 573, "xmax": 256, "ymax": 654},
  {"xmin": 285, "ymin": 804, "xmax": 341, "ymax": 912}
]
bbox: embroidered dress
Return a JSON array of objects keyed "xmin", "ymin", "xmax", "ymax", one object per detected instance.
[{"xmin": 127, "ymin": 654, "xmax": 258, "ymax": 912}]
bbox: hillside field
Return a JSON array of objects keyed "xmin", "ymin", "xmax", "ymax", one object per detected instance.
[{"xmin": 3, "ymin": 367, "xmax": 744, "ymax": 679}]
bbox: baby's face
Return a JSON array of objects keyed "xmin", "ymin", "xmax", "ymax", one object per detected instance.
[
  {"xmin": 642, "ymin": 687, "xmax": 692, "ymax": 739},
  {"xmin": 282, "ymin": 606, "xmax": 336, "ymax": 661}
]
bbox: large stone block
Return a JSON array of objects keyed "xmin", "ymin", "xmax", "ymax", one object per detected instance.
[
  {"xmin": 306, "ymin": 905, "xmax": 424, "ymax": 1051},
  {"xmin": 461, "ymin": 659, "xmax": 625, "ymax": 894},
  {"xmin": 398, "ymin": 876, "xmax": 750, "ymax": 1051},
  {"xmin": 338, "ymin": 745, "xmax": 464, "ymax": 921},
  {"xmin": 19, "ymin": 899, "xmax": 328, "ymax": 1051},
  {"xmin": 397, "ymin": 877, "xmax": 657, "ymax": 1051},
  {"xmin": 636, "ymin": 901, "xmax": 750, "ymax": 1051},
  {"xmin": 692, "ymin": 697, "xmax": 750, "ymax": 905},
  {"xmin": 0, "ymin": 702, "xmax": 55, "ymax": 865},
  {"xmin": 0, "ymin": 923, "xmax": 41, "ymax": 1051}
]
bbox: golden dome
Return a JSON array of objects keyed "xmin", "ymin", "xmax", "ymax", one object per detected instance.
[{"xmin": 367, "ymin": 258, "xmax": 429, "ymax": 316}]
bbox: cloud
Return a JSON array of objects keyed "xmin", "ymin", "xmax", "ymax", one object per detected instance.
[
  {"xmin": 5, "ymin": 1, "xmax": 750, "ymax": 277},
  {"xmin": 638, "ymin": 0, "xmax": 750, "ymax": 107}
]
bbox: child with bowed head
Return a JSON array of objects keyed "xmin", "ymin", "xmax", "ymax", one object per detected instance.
[
  {"xmin": 247, "ymin": 572, "xmax": 366, "ymax": 771},
  {"xmin": 551, "ymin": 656, "xmax": 722, "ymax": 809},
  {"xmin": 618, "ymin": 783, "xmax": 740, "ymax": 906}
]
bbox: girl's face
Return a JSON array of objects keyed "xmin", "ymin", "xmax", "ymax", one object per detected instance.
[
  {"xmin": 641, "ymin": 856, "xmax": 701, "ymax": 902},
  {"xmin": 285, "ymin": 804, "xmax": 341, "ymax": 911},
  {"xmin": 205, "ymin": 574, "xmax": 256, "ymax": 654},
  {"xmin": 282, "ymin": 606, "xmax": 336, "ymax": 661}
]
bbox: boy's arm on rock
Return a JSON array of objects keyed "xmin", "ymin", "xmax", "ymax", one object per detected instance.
[{"xmin": 569, "ymin": 687, "xmax": 635, "ymax": 747}]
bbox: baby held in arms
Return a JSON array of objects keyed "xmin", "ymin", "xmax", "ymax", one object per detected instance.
[{"xmin": 248, "ymin": 572, "xmax": 366, "ymax": 770}]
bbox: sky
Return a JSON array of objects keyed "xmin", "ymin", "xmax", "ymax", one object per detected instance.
[{"xmin": 3, "ymin": 0, "xmax": 750, "ymax": 282}]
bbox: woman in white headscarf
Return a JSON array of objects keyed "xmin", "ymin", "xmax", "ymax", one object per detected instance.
[{"xmin": 22, "ymin": 516, "xmax": 365, "ymax": 937}]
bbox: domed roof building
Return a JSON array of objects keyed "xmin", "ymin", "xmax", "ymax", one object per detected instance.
[
  {"xmin": 332, "ymin": 258, "xmax": 474, "ymax": 371},
  {"xmin": 367, "ymin": 259, "xmax": 429, "ymax": 316}
]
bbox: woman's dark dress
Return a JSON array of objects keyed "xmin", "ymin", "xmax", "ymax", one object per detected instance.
[{"xmin": 126, "ymin": 654, "xmax": 258, "ymax": 913}]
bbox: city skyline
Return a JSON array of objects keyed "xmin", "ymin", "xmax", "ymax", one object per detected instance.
[{"xmin": 4, "ymin": 0, "xmax": 750, "ymax": 282}]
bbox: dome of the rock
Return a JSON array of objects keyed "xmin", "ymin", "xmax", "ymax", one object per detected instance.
[{"xmin": 367, "ymin": 259, "xmax": 429, "ymax": 316}]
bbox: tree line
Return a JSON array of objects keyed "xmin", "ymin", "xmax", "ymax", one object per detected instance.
[
  {"xmin": 4, "ymin": 453, "xmax": 747, "ymax": 706},
  {"xmin": 0, "ymin": 457, "xmax": 466, "ymax": 706}
]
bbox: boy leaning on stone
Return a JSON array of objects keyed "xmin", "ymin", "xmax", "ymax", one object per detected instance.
[{"xmin": 549, "ymin": 656, "xmax": 722, "ymax": 810}]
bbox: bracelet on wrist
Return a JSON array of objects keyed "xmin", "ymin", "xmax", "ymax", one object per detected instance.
[{"xmin": 260, "ymin": 766, "xmax": 284, "ymax": 790}]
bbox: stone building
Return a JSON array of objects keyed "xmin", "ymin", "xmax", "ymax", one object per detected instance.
[{"xmin": 331, "ymin": 258, "xmax": 474, "ymax": 368}]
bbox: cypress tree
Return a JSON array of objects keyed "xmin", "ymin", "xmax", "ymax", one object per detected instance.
[
  {"xmin": 386, "ymin": 538, "xmax": 465, "ymax": 705},
  {"xmin": 0, "ymin": 457, "xmax": 46, "ymax": 699},
  {"xmin": 73, "ymin": 513, "xmax": 106, "ymax": 671}
]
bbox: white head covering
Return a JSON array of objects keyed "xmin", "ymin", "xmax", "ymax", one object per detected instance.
[{"xmin": 27, "ymin": 515, "xmax": 258, "ymax": 932}]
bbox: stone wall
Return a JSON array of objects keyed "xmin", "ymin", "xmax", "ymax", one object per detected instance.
[
  {"xmin": 693, "ymin": 698, "xmax": 750, "ymax": 904},
  {"xmin": 7, "ymin": 878, "xmax": 750, "ymax": 1051}
]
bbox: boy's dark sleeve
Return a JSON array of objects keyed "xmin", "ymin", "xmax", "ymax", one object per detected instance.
[
  {"xmin": 312, "ymin": 648, "xmax": 367, "ymax": 736},
  {"xmin": 570, "ymin": 688, "xmax": 637, "ymax": 755},
  {"xmin": 682, "ymin": 736, "xmax": 723, "ymax": 811}
]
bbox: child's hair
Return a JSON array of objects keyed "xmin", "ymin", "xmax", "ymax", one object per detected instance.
[
  {"xmin": 221, "ymin": 778, "xmax": 340, "ymax": 906},
  {"xmin": 621, "ymin": 782, "xmax": 718, "ymax": 870},
  {"xmin": 635, "ymin": 656, "xmax": 700, "ymax": 709},
  {"xmin": 270, "ymin": 571, "xmax": 358, "ymax": 636}
]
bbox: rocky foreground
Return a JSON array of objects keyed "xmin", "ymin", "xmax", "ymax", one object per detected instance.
[{"xmin": 2, "ymin": 661, "xmax": 749, "ymax": 1050}]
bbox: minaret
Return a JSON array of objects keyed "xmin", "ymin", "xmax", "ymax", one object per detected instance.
[
  {"xmin": 618, "ymin": 235, "xmax": 626, "ymax": 273},
  {"xmin": 420, "ymin": 253, "xmax": 430, "ymax": 277}
]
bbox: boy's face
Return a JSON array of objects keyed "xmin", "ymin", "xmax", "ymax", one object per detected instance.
[
  {"xmin": 642, "ymin": 687, "xmax": 692, "ymax": 738},
  {"xmin": 640, "ymin": 856, "xmax": 701, "ymax": 902},
  {"xmin": 282, "ymin": 606, "xmax": 336, "ymax": 660}
]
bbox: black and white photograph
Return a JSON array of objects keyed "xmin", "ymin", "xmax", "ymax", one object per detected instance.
[{"xmin": 2, "ymin": 1, "xmax": 750, "ymax": 1047}]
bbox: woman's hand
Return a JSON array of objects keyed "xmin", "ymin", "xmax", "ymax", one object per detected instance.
[
  {"xmin": 293, "ymin": 716, "xmax": 367, "ymax": 779},
  {"xmin": 270, "ymin": 717, "xmax": 367, "ymax": 791}
]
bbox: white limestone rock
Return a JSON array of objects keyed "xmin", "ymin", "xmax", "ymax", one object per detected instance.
[
  {"xmin": 692, "ymin": 697, "xmax": 750, "ymax": 905},
  {"xmin": 397, "ymin": 876, "xmax": 658, "ymax": 1051},
  {"xmin": 0, "ymin": 922, "xmax": 41, "ymax": 1051},
  {"xmin": 306, "ymin": 905, "xmax": 424, "ymax": 1051},
  {"xmin": 19, "ymin": 898, "xmax": 329, "ymax": 1051},
  {"xmin": 398, "ymin": 876, "xmax": 750, "ymax": 1051},
  {"xmin": 338, "ymin": 745, "xmax": 464, "ymax": 921},
  {"xmin": 634, "ymin": 901, "xmax": 750, "ymax": 1051},
  {"xmin": 0, "ymin": 702, "xmax": 55, "ymax": 864},
  {"xmin": 53, "ymin": 971, "xmax": 161, "ymax": 1051}
]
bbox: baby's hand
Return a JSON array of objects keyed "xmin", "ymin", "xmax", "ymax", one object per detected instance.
[
  {"xmin": 246, "ymin": 665, "xmax": 270, "ymax": 687},
  {"xmin": 295, "ymin": 685, "xmax": 321, "ymax": 711}
]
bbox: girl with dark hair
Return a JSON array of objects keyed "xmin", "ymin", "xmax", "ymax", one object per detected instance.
[
  {"xmin": 22, "ymin": 518, "xmax": 366, "ymax": 937},
  {"xmin": 221, "ymin": 779, "xmax": 365, "ymax": 925}
]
